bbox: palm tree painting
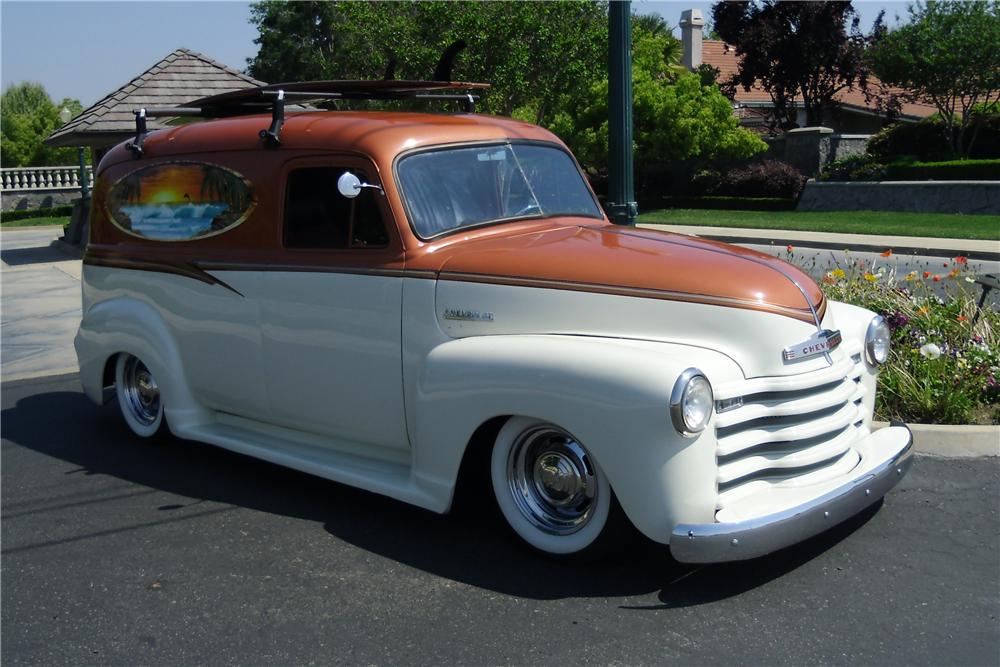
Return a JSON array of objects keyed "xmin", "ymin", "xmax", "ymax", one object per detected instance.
[{"xmin": 107, "ymin": 162, "xmax": 255, "ymax": 240}]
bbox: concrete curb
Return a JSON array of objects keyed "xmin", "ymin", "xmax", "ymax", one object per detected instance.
[
  {"xmin": 50, "ymin": 238, "xmax": 83, "ymax": 259},
  {"xmin": 874, "ymin": 421, "xmax": 999, "ymax": 457},
  {"xmin": 697, "ymin": 234, "xmax": 1000, "ymax": 262},
  {"xmin": 2, "ymin": 366, "xmax": 80, "ymax": 384},
  {"xmin": 637, "ymin": 224, "xmax": 1000, "ymax": 262},
  {"xmin": 0, "ymin": 224, "xmax": 66, "ymax": 233}
]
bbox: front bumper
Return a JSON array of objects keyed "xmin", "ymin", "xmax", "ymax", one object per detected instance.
[{"xmin": 670, "ymin": 423, "xmax": 914, "ymax": 563}]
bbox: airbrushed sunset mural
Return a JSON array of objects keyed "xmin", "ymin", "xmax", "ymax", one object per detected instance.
[{"xmin": 106, "ymin": 162, "xmax": 255, "ymax": 241}]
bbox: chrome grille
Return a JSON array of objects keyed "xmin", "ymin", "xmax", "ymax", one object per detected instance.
[{"xmin": 714, "ymin": 350, "xmax": 868, "ymax": 511}]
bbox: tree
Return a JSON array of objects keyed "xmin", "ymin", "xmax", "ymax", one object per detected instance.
[
  {"xmin": 867, "ymin": 0, "xmax": 1000, "ymax": 157},
  {"xmin": 247, "ymin": 1, "xmax": 608, "ymax": 123},
  {"xmin": 1, "ymin": 83, "xmax": 83, "ymax": 167},
  {"xmin": 712, "ymin": 1, "xmax": 870, "ymax": 129},
  {"xmin": 549, "ymin": 24, "xmax": 766, "ymax": 172},
  {"xmin": 246, "ymin": 3, "xmax": 764, "ymax": 174}
]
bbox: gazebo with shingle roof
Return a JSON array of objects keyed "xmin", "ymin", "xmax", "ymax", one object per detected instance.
[{"xmin": 45, "ymin": 48, "xmax": 264, "ymax": 160}]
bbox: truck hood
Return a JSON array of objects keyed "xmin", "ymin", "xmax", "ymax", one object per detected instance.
[{"xmin": 414, "ymin": 220, "xmax": 824, "ymax": 324}]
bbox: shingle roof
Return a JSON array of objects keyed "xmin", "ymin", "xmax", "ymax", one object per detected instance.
[
  {"xmin": 45, "ymin": 48, "xmax": 264, "ymax": 148},
  {"xmin": 701, "ymin": 40, "xmax": 937, "ymax": 120}
]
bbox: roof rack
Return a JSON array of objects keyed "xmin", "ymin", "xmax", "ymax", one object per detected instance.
[{"xmin": 126, "ymin": 79, "xmax": 490, "ymax": 157}]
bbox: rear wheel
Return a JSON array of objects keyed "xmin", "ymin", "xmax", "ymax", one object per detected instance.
[
  {"xmin": 115, "ymin": 353, "xmax": 164, "ymax": 438},
  {"xmin": 490, "ymin": 416, "xmax": 622, "ymax": 557}
]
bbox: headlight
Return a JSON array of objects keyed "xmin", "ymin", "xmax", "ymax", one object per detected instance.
[
  {"xmin": 670, "ymin": 368, "xmax": 714, "ymax": 437},
  {"xmin": 865, "ymin": 315, "xmax": 891, "ymax": 365}
]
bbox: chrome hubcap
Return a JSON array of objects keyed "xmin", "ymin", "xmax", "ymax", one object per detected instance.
[
  {"xmin": 122, "ymin": 356, "xmax": 160, "ymax": 426},
  {"xmin": 507, "ymin": 425, "xmax": 596, "ymax": 535}
]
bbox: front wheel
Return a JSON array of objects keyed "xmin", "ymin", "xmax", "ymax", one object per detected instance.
[
  {"xmin": 490, "ymin": 417, "xmax": 623, "ymax": 557},
  {"xmin": 115, "ymin": 353, "xmax": 165, "ymax": 438}
]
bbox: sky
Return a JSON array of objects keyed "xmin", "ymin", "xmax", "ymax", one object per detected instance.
[{"xmin": 1, "ymin": 0, "xmax": 911, "ymax": 108}]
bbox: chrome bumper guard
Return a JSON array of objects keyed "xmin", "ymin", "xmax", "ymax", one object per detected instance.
[{"xmin": 670, "ymin": 423, "xmax": 914, "ymax": 563}]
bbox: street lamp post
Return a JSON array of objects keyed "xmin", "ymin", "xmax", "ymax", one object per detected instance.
[
  {"xmin": 59, "ymin": 107, "xmax": 89, "ymax": 199},
  {"xmin": 607, "ymin": 0, "xmax": 637, "ymax": 226}
]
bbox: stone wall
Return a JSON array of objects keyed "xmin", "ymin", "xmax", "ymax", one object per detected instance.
[
  {"xmin": 797, "ymin": 180, "xmax": 1000, "ymax": 215},
  {"xmin": 2, "ymin": 190, "xmax": 79, "ymax": 213},
  {"xmin": 765, "ymin": 127, "xmax": 870, "ymax": 177}
]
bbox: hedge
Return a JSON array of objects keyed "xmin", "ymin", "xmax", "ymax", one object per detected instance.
[
  {"xmin": 0, "ymin": 205, "xmax": 75, "ymax": 223},
  {"xmin": 646, "ymin": 196, "xmax": 798, "ymax": 211},
  {"xmin": 883, "ymin": 159, "xmax": 1000, "ymax": 181}
]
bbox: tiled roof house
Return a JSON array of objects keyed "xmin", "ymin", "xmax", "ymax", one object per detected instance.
[
  {"xmin": 680, "ymin": 9, "xmax": 936, "ymax": 134},
  {"xmin": 46, "ymin": 48, "xmax": 263, "ymax": 156}
]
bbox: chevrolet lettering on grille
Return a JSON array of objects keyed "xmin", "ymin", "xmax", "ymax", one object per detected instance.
[{"xmin": 782, "ymin": 329, "xmax": 843, "ymax": 361}]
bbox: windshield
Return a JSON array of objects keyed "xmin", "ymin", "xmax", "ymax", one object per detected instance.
[{"xmin": 397, "ymin": 143, "xmax": 603, "ymax": 238}]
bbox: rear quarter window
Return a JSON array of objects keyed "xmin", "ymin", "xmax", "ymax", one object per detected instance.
[{"xmin": 105, "ymin": 162, "xmax": 256, "ymax": 241}]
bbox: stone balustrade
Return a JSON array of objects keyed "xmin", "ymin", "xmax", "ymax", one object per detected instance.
[{"xmin": 1, "ymin": 166, "xmax": 94, "ymax": 192}]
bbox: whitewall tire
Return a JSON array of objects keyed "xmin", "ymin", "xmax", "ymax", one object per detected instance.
[
  {"xmin": 115, "ymin": 353, "xmax": 164, "ymax": 438},
  {"xmin": 490, "ymin": 416, "xmax": 616, "ymax": 556}
]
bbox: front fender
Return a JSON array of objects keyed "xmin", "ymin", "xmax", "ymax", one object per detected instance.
[
  {"xmin": 75, "ymin": 296, "xmax": 211, "ymax": 430},
  {"xmin": 409, "ymin": 334, "xmax": 743, "ymax": 543}
]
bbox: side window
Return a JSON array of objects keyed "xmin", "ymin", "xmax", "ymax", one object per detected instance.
[
  {"xmin": 283, "ymin": 167, "xmax": 389, "ymax": 249},
  {"xmin": 106, "ymin": 162, "xmax": 255, "ymax": 241}
]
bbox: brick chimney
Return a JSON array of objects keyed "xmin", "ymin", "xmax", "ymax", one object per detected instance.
[{"xmin": 680, "ymin": 9, "xmax": 704, "ymax": 70}]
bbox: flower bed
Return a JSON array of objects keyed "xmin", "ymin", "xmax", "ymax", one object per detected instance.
[{"xmin": 788, "ymin": 249, "xmax": 999, "ymax": 424}]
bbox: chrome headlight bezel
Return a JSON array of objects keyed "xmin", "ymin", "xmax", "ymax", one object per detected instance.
[
  {"xmin": 670, "ymin": 368, "xmax": 714, "ymax": 437},
  {"xmin": 865, "ymin": 315, "xmax": 891, "ymax": 366}
]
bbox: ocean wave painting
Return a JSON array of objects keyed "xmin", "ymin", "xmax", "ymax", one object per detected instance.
[
  {"xmin": 107, "ymin": 162, "xmax": 255, "ymax": 241},
  {"xmin": 121, "ymin": 203, "xmax": 230, "ymax": 240}
]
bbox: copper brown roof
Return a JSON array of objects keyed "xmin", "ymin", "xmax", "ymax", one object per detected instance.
[
  {"xmin": 701, "ymin": 40, "xmax": 937, "ymax": 120},
  {"xmin": 45, "ymin": 48, "xmax": 264, "ymax": 148}
]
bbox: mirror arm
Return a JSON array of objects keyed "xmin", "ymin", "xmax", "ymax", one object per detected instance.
[{"xmin": 357, "ymin": 182, "xmax": 385, "ymax": 196}]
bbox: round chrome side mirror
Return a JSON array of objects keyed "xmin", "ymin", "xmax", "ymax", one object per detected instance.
[{"xmin": 337, "ymin": 172, "xmax": 362, "ymax": 199}]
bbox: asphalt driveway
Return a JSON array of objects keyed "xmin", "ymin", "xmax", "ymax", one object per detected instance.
[{"xmin": 2, "ymin": 374, "xmax": 998, "ymax": 666}]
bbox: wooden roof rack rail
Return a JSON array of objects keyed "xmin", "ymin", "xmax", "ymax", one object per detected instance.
[{"xmin": 127, "ymin": 79, "xmax": 490, "ymax": 155}]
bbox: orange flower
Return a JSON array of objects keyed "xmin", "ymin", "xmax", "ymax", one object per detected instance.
[
  {"xmin": 954, "ymin": 256, "xmax": 968, "ymax": 265},
  {"xmin": 933, "ymin": 275, "xmax": 942, "ymax": 282},
  {"xmin": 917, "ymin": 305, "xmax": 930, "ymax": 316},
  {"xmin": 948, "ymin": 268, "xmax": 961, "ymax": 278},
  {"xmin": 923, "ymin": 271, "xmax": 932, "ymax": 278},
  {"xmin": 957, "ymin": 315, "xmax": 968, "ymax": 322},
  {"xmin": 880, "ymin": 249, "xmax": 892, "ymax": 257},
  {"xmin": 823, "ymin": 275, "xmax": 836, "ymax": 285}
]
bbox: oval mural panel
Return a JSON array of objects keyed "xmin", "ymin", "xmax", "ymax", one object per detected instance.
[{"xmin": 106, "ymin": 162, "xmax": 255, "ymax": 241}]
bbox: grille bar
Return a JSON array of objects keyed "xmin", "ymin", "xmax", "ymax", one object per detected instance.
[
  {"xmin": 717, "ymin": 423, "xmax": 858, "ymax": 486},
  {"xmin": 714, "ymin": 349, "xmax": 871, "ymax": 513},
  {"xmin": 715, "ymin": 377, "xmax": 861, "ymax": 429},
  {"xmin": 717, "ymin": 401, "xmax": 862, "ymax": 457}
]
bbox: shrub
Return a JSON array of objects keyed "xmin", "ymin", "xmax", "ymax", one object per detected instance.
[
  {"xmin": 689, "ymin": 169, "xmax": 722, "ymax": 196},
  {"xmin": 0, "ymin": 204, "xmax": 75, "ymax": 223},
  {"xmin": 820, "ymin": 154, "xmax": 886, "ymax": 181},
  {"xmin": 714, "ymin": 160, "xmax": 806, "ymax": 198},
  {"xmin": 867, "ymin": 119, "xmax": 955, "ymax": 162},
  {"xmin": 883, "ymin": 158, "xmax": 1000, "ymax": 181},
  {"xmin": 868, "ymin": 115, "xmax": 1000, "ymax": 162},
  {"xmin": 964, "ymin": 114, "xmax": 1000, "ymax": 160},
  {"xmin": 656, "ymin": 195, "xmax": 796, "ymax": 211},
  {"xmin": 787, "ymin": 249, "xmax": 1000, "ymax": 424}
]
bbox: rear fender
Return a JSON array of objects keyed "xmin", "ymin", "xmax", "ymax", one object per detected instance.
[{"xmin": 75, "ymin": 296, "xmax": 211, "ymax": 430}]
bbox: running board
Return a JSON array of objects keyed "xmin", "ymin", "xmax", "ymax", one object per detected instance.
[{"xmin": 175, "ymin": 414, "xmax": 447, "ymax": 513}]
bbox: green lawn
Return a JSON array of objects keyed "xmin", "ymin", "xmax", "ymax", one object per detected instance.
[
  {"xmin": 0, "ymin": 216, "xmax": 70, "ymax": 228},
  {"xmin": 638, "ymin": 208, "xmax": 1000, "ymax": 241}
]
